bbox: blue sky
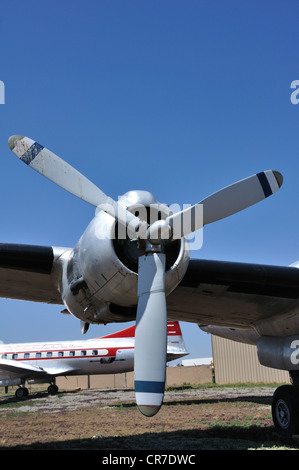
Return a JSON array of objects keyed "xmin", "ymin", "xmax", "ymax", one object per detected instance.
[{"xmin": 0, "ymin": 0, "xmax": 298, "ymax": 360}]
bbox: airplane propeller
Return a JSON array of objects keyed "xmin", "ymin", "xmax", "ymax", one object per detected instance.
[
  {"xmin": 8, "ymin": 134, "xmax": 283, "ymax": 417},
  {"xmin": 8, "ymin": 135, "xmax": 147, "ymax": 239}
]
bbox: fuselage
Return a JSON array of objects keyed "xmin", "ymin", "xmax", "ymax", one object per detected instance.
[
  {"xmin": 0, "ymin": 336, "xmax": 135, "ymax": 377},
  {"xmin": 0, "ymin": 321, "xmax": 188, "ymax": 384}
]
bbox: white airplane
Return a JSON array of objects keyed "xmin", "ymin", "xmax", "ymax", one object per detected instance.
[
  {"xmin": 2, "ymin": 134, "xmax": 297, "ymax": 437},
  {"xmin": 0, "ymin": 321, "xmax": 188, "ymax": 399}
]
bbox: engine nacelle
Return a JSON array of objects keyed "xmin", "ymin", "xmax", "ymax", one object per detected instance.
[
  {"xmin": 257, "ymin": 335, "xmax": 299, "ymax": 370},
  {"xmin": 61, "ymin": 191, "xmax": 190, "ymax": 324}
]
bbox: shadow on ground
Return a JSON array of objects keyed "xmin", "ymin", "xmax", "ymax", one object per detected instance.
[{"xmin": 2, "ymin": 425, "xmax": 298, "ymax": 450}]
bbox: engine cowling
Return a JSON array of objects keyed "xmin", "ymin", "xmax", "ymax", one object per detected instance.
[
  {"xmin": 257, "ymin": 335, "xmax": 299, "ymax": 370},
  {"xmin": 61, "ymin": 191, "xmax": 190, "ymax": 324}
]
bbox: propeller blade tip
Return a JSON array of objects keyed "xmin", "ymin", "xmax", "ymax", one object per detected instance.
[
  {"xmin": 135, "ymin": 380, "xmax": 165, "ymax": 417},
  {"xmin": 8, "ymin": 135, "xmax": 24, "ymax": 150},
  {"xmin": 273, "ymin": 171, "xmax": 283, "ymax": 188},
  {"xmin": 137, "ymin": 404, "xmax": 162, "ymax": 417}
]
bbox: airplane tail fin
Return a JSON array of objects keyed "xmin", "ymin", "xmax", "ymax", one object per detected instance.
[
  {"xmin": 98, "ymin": 324, "xmax": 136, "ymax": 339},
  {"xmin": 98, "ymin": 320, "xmax": 189, "ymax": 363},
  {"xmin": 166, "ymin": 321, "xmax": 189, "ymax": 362}
]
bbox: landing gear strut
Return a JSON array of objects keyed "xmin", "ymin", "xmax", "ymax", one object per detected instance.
[{"xmin": 271, "ymin": 372, "xmax": 299, "ymax": 438}]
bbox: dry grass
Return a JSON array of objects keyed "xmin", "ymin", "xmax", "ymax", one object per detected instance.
[{"xmin": 0, "ymin": 384, "xmax": 298, "ymax": 450}]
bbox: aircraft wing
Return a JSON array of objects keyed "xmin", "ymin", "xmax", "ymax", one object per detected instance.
[
  {"xmin": 0, "ymin": 358, "xmax": 75, "ymax": 381},
  {"xmin": 2, "ymin": 243, "xmax": 299, "ymax": 335},
  {"xmin": 0, "ymin": 358, "xmax": 47, "ymax": 381},
  {"xmin": 0, "ymin": 243, "xmax": 68, "ymax": 304},
  {"xmin": 167, "ymin": 258, "xmax": 299, "ymax": 335}
]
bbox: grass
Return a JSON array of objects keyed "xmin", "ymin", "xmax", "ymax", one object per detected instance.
[{"xmin": 0, "ymin": 383, "xmax": 298, "ymax": 450}]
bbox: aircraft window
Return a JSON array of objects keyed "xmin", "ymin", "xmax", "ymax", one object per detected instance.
[
  {"xmin": 24, "ymin": 353, "xmax": 30, "ymax": 359},
  {"xmin": 36, "ymin": 352, "xmax": 41, "ymax": 358},
  {"xmin": 81, "ymin": 350, "xmax": 86, "ymax": 356},
  {"xmin": 47, "ymin": 352, "xmax": 52, "ymax": 357},
  {"xmin": 12, "ymin": 353, "xmax": 18, "ymax": 359},
  {"xmin": 58, "ymin": 351, "xmax": 64, "ymax": 357},
  {"xmin": 92, "ymin": 350, "xmax": 98, "ymax": 355},
  {"xmin": 69, "ymin": 351, "xmax": 75, "ymax": 356}
]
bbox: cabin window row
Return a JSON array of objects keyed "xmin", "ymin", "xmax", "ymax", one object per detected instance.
[{"xmin": 1, "ymin": 350, "xmax": 101, "ymax": 359}]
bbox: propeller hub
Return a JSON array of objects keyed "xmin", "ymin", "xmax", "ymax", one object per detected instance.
[{"xmin": 147, "ymin": 219, "xmax": 172, "ymax": 245}]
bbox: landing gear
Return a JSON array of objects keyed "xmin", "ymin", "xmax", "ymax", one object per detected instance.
[
  {"xmin": 47, "ymin": 384, "xmax": 59, "ymax": 395},
  {"xmin": 272, "ymin": 381, "xmax": 299, "ymax": 438},
  {"xmin": 14, "ymin": 382, "xmax": 59, "ymax": 398},
  {"xmin": 15, "ymin": 387, "xmax": 29, "ymax": 399}
]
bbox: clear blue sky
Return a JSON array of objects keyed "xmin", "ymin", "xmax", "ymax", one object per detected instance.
[{"xmin": 0, "ymin": 1, "xmax": 298, "ymax": 360}]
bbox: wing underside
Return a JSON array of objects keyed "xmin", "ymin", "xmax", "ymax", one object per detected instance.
[
  {"xmin": 167, "ymin": 259, "xmax": 299, "ymax": 334},
  {"xmin": 0, "ymin": 358, "xmax": 76, "ymax": 382},
  {"xmin": 0, "ymin": 358, "xmax": 47, "ymax": 381},
  {"xmin": 0, "ymin": 243, "xmax": 68, "ymax": 304}
]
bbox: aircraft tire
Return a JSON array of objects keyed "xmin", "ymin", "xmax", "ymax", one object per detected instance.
[
  {"xmin": 272, "ymin": 385, "xmax": 299, "ymax": 438},
  {"xmin": 15, "ymin": 387, "xmax": 28, "ymax": 399},
  {"xmin": 48, "ymin": 384, "xmax": 59, "ymax": 395}
]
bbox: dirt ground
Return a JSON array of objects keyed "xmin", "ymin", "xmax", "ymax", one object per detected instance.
[{"xmin": 0, "ymin": 385, "xmax": 298, "ymax": 450}]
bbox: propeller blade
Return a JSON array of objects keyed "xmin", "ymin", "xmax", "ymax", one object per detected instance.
[
  {"xmin": 8, "ymin": 135, "xmax": 145, "ymax": 236},
  {"xmin": 167, "ymin": 170, "xmax": 283, "ymax": 238},
  {"xmin": 134, "ymin": 252, "xmax": 167, "ymax": 417}
]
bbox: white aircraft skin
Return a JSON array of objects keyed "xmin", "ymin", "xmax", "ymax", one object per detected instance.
[
  {"xmin": 3, "ymin": 134, "xmax": 299, "ymax": 436},
  {"xmin": 0, "ymin": 322, "xmax": 188, "ymax": 398}
]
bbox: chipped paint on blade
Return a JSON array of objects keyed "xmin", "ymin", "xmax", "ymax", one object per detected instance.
[
  {"xmin": 8, "ymin": 135, "xmax": 36, "ymax": 159},
  {"xmin": 8, "ymin": 135, "xmax": 24, "ymax": 150},
  {"xmin": 20, "ymin": 142, "xmax": 44, "ymax": 165}
]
